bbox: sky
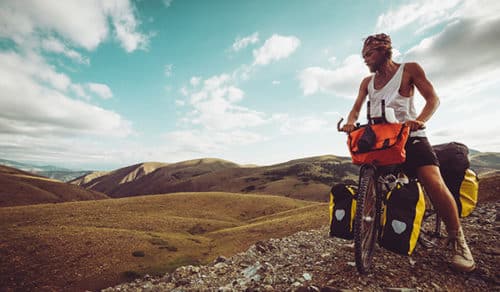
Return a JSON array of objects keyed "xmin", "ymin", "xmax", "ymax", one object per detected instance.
[{"xmin": 0, "ymin": 0, "xmax": 499, "ymax": 170}]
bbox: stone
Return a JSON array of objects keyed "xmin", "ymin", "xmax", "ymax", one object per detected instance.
[{"xmin": 303, "ymin": 273, "xmax": 312, "ymax": 281}]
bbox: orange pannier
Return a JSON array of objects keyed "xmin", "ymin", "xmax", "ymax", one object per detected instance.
[{"xmin": 348, "ymin": 123, "xmax": 410, "ymax": 166}]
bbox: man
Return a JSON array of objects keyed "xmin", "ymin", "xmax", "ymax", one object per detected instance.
[{"xmin": 341, "ymin": 33, "xmax": 475, "ymax": 272}]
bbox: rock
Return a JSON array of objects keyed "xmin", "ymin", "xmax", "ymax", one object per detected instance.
[
  {"xmin": 214, "ymin": 256, "xmax": 229, "ymax": 263},
  {"xmin": 431, "ymin": 282, "xmax": 440, "ymax": 290},
  {"xmin": 102, "ymin": 205, "xmax": 499, "ymax": 291},
  {"xmin": 303, "ymin": 273, "xmax": 312, "ymax": 281}
]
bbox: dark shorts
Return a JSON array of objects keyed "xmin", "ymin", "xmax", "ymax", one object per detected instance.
[{"xmin": 402, "ymin": 136, "xmax": 440, "ymax": 178}]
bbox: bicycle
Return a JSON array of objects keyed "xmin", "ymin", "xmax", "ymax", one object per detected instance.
[{"xmin": 337, "ymin": 105, "xmax": 442, "ymax": 274}]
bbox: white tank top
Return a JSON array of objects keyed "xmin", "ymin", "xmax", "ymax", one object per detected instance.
[{"xmin": 367, "ymin": 63, "xmax": 426, "ymax": 137}]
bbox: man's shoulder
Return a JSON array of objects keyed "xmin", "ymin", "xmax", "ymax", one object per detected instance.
[
  {"xmin": 404, "ymin": 62, "xmax": 424, "ymax": 73},
  {"xmin": 361, "ymin": 75, "xmax": 372, "ymax": 84},
  {"xmin": 403, "ymin": 62, "xmax": 427, "ymax": 79}
]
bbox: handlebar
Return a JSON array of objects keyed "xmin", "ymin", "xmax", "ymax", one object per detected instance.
[
  {"xmin": 337, "ymin": 118, "xmax": 344, "ymax": 132},
  {"xmin": 337, "ymin": 118, "xmax": 425, "ymax": 133}
]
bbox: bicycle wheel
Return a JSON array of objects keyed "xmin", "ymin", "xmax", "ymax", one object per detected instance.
[{"xmin": 354, "ymin": 166, "xmax": 379, "ymax": 274}]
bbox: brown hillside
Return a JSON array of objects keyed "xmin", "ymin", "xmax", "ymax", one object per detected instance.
[
  {"xmin": 71, "ymin": 155, "xmax": 358, "ymax": 202},
  {"xmin": 72, "ymin": 159, "xmax": 238, "ymax": 197},
  {"xmin": 478, "ymin": 171, "xmax": 500, "ymax": 202},
  {"xmin": 0, "ymin": 165, "xmax": 109, "ymax": 207},
  {"xmin": 0, "ymin": 192, "xmax": 326, "ymax": 291}
]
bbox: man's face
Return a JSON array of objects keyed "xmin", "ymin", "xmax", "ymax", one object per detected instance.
[{"xmin": 362, "ymin": 48, "xmax": 385, "ymax": 73}]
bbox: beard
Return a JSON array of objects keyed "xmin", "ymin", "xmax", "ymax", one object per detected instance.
[{"xmin": 370, "ymin": 57, "xmax": 387, "ymax": 73}]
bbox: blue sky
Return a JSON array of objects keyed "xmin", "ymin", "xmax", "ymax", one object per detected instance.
[{"xmin": 1, "ymin": 0, "xmax": 499, "ymax": 170}]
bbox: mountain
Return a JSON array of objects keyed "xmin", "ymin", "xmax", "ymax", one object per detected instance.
[
  {"xmin": 470, "ymin": 152, "xmax": 500, "ymax": 174},
  {"xmin": 71, "ymin": 156, "xmax": 359, "ymax": 201},
  {"xmin": 0, "ymin": 158, "xmax": 92, "ymax": 182},
  {"xmin": 0, "ymin": 164, "xmax": 109, "ymax": 207}
]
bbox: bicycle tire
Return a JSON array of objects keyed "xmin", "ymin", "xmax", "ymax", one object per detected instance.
[{"xmin": 354, "ymin": 166, "xmax": 379, "ymax": 274}]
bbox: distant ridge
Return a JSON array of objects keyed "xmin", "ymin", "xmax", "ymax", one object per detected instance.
[
  {"xmin": 0, "ymin": 158, "xmax": 92, "ymax": 182},
  {"xmin": 71, "ymin": 155, "xmax": 358, "ymax": 201},
  {"xmin": 0, "ymin": 164, "xmax": 109, "ymax": 207}
]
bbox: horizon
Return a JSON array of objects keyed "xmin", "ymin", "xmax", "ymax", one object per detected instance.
[{"xmin": 1, "ymin": 0, "xmax": 499, "ymax": 171}]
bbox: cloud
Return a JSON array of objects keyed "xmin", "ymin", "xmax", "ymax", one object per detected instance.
[
  {"xmin": 166, "ymin": 72, "xmax": 269, "ymax": 157},
  {"xmin": 164, "ymin": 129, "xmax": 265, "ymax": 154},
  {"xmin": 272, "ymin": 114, "xmax": 330, "ymax": 135},
  {"xmin": 253, "ymin": 34, "xmax": 301, "ymax": 66},
  {"xmin": 231, "ymin": 32, "xmax": 259, "ymax": 52},
  {"xmin": 164, "ymin": 64, "xmax": 173, "ymax": 77},
  {"xmin": 185, "ymin": 74, "xmax": 266, "ymax": 131},
  {"xmin": 87, "ymin": 82, "xmax": 113, "ymax": 99},
  {"xmin": 41, "ymin": 38, "xmax": 90, "ymax": 65},
  {"xmin": 163, "ymin": 0, "xmax": 173, "ymax": 8},
  {"xmin": 1, "ymin": 50, "xmax": 71, "ymax": 91},
  {"xmin": 403, "ymin": 16, "xmax": 500, "ymax": 97},
  {"xmin": 375, "ymin": 0, "xmax": 462, "ymax": 33},
  {"xmin": 0, "ymin": 51, "xmax": 131, "ymax": 140},
  {"xmin": 0, "ymin": 0, "xmax": 150, "ymax": 52},
  {"xmin": 70, "ymin": 84, "xmax": 89, "ymax": 99},
  {"xmin": 298, "ymin": 54, "xmax": 367, "ymax": 97},
  {"xmin": 190, "ymin": 76, "xmax": 201, "ymax": 86}
]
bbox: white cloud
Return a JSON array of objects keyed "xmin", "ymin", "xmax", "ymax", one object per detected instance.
[
  {"xmin": 0, "ymin": 54, "xmax": 130, "ymax": 139},
  {"xmin": 0, "ymin": 0, "xmax": 150, "ymax": 52},
  {"xmin": 231, "ymin": 32, "xmax": 259, "ymax": 52},
  {"xmin": 166, "ymin": 73, "xmax": 268, "ymax": 156},
  {"xmin": 164, "ymin": 64, "xmax": 173, "ymax": 77},
  {"xmin": 190, "ymin": 76, "xmax": 201, "ymax": 86},
  {"xmin": 1, "ymin": 50, "xmax": 71, "ymax": 92},
  {"xmin": 165, "ymin": 129, "xmax": 265, "ymax": 154},
  {"xmin": 375, "ymin": 0, "xmax": 462, "ymax": 33},
  {"xmin": 253, "ymin": 34, "xmax": 301, "ymax": 66},
  {"xmin": 87, "ymin": 83, "xmax": 113, "ymax": 99},
  {"xmin": 273, "ymin": 114, "xmax": 329, "ymax": 135},
  {"xmin": 41, "ymin": 38, "xmax": 89, "ymax": 65},
  {"xmin": 70, "ymin": 84, "xmax": 89, "ymax": 99},
  {"xmin": 298, "ymin": 54, "xmax": 367, "ymax": 97},
  {"xmin": 186, "ymin": 74, "xmax": 266, "ymax": 131},
  {"xmin": 403, "ymin": 16, "xmax": 500, "ymax": 97},
  {"xmin": 163, "ymin": 0, "xmax": 173, "ymax": 8},
  {"xmin": 272, "ymin": 80, "xmax": 280, "ymax": 85}
]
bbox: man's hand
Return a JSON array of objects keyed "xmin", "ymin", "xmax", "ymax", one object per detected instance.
[
  {"xmin": 405, "ymin": 120, "xmax": 425, "ymax": 131},
  {"xmin": 341, "ymin": 123, "xmax": 356, "ymax": 133}
]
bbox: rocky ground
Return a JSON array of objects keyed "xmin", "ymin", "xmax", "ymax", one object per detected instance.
[{"xmin": 103, "ymin": 201, "xmax": 499, "ymax": 291}]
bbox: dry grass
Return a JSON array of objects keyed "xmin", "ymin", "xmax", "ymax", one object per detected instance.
[
  {"xmin": 0, "ymin": 165, "xmax": 109, "ymax": 207},
  {"xmin": 0, "ymin": 192, "xmax": 328, "ymax": 291}
]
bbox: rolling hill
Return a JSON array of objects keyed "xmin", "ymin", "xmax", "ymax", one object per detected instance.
[
  {"xmin": 470, "ymin": 152, "xmax": 500, "ymax": 174},
  {"xmin": 0, "ymin": 165, "xmax": 109, "ymax": 207},
  {"xmin": 70, "ymin": 156, "xmax": 359, "ymax": 201},
  {"xmin": 0, "ymin": 192, "xmax": 328, "ymax": 291},
  {"xmin": 0, "ymin": 158, "xmax": 92, "ymax": 182}
]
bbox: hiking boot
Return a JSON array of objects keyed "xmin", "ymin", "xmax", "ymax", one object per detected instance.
[{"xmin": 446, "ymin": 227, "xmax": 475, "ymax": 272}]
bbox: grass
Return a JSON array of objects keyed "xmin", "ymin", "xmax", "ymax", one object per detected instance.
[{"xmin": 0, "ymin": 192, "xmax": 328, "ymax": 291}]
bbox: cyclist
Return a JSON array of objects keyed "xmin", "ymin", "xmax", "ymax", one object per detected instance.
[{"xmin": 340, "ymin": 33, "xmax": 475, "ymax": 272}]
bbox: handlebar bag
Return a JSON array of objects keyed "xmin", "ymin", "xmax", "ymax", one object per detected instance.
[
  {"xmin": 348, "ymin": 123, "xmax": 410, "ymax": 166},
  {"xmin": 329, "ymin": 184, "xmax": 357, "ymax": 240}
]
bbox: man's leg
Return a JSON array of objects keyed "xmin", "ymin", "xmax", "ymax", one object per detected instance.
[
  {"xmin": 416, "ymin": 165, "xmax": 459, "ymax": 232},
  {"xmin": 417, "ymin": 165, "xmax": 475, "ymax": 272}
]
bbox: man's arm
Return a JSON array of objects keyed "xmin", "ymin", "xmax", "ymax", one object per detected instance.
[
  {"xmin": 341, "ymin": 76, "xmax": 370, "ymax": 132},
  {"xmin": 406, "ymin": 62, "xmax": 440, "ymax": 130}
]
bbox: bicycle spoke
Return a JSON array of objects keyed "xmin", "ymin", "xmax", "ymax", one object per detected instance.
[{"xmin": 354, "ymin": 167, "xmax": 379, "ymax": 274}]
